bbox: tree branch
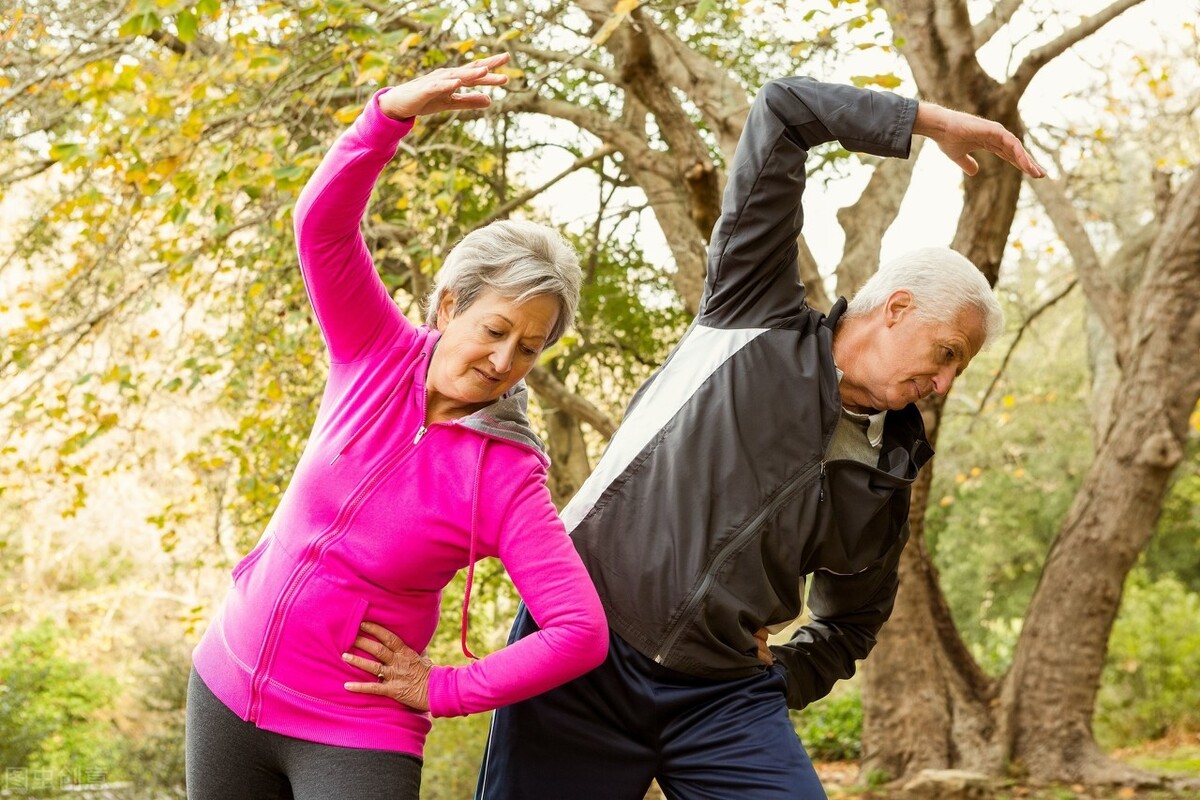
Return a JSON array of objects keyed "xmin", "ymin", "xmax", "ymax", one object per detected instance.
[
  {"xmin": 796, "ymin": 235, "xmax": 831, "ymax": 312},
  {"xmin": 971, "ymin": 278, "xmax": 1078, "ymax": 424},
  {"xmin": 508, "ymin": 42, "xmax": 621, "ymax": 85},
  {"xmin": 525, "ymin": 366, "xmax": 617, "ymax": 439},
  {"xmin": 464, "ymin": 92, "xmax": 645, "ymax": 155},
  {"xmin": 1011, "ymin": 0, "xmax": 1147, "ymax": 93},
  {"xmin": 835, "ymin": 141, "xmax": 924, "ymax": 299},
  {"xmin": 0, "ymin": 159, "xmax": 56, "ymax": 185},
  {"xmin": 973, "ymin": 0, "xmax": 1024, "ymax": 48},
  {"xmin": 476, "ymin": 144, "xmax": 616, "ymax": 228},
  {"xmin": 1025, "ymin": 172, "xmax": 1129, "ymax": 352}
]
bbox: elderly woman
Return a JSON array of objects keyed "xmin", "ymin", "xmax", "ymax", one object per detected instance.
[{"xmin": 185, "ymin": 54, "xmax": 607, "ymax": 798}]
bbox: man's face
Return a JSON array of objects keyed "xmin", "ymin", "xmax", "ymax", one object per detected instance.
[{"xmin": 849, "ymin": 290, "xmax": 987, "ymax": 412}]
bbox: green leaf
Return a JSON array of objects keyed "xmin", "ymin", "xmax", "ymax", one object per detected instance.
[
  {"xmin": 49, "ymin": 143, "xmax": 80, "ymax": 162},
  {"xmin": 691, "ymin": 0, "xmax": 717, "ymax": 22},
  {"xmin": 271, "ymin": 165, "xmax": 306, "ymax": 182},
  {"xmin": 119, "ymin": 12, "xmax": 162, "ymax": 37},
  {"xmin": 176, "ymin": 10, "xmax": 198, "ymax": 43}
]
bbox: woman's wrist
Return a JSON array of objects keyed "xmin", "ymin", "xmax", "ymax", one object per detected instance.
[{"xmin": 377, "ymin": 89, "xmax": 416, "ymax": 122}]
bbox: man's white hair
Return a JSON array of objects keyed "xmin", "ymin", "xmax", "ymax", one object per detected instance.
[{"xmin": 844, "ymin": 246, "xmax": 1004, "ymax": 344}]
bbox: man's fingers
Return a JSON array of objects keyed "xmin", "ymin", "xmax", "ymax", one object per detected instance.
[
  {"xmin": 954, "ymin": 153, "xmax": 980, "ymax": 176},
  {"xmin": 1015, "ymin": 149, "xmax": 1047, "ymax": 178}
]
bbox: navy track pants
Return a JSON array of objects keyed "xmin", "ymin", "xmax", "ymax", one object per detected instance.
[{"xmin": 476, "ymin": 605, "xmax": 827, "ymax": 799}]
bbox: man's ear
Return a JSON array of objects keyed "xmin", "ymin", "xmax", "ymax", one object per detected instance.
[
  {"xmin": 436, "ymin": 292, "xmax": 457, "ymax": 330},
  {"xmin": 883, "ymin": 289, "xmax": 914, "ymax": 328}
]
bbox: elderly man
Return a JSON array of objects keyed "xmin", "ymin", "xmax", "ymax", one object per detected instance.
[{"xmin": 476, "ymin": 74, "xmax": 1044, "ymax": 799}]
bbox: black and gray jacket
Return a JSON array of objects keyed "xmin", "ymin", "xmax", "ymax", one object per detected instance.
[{"xmin": 562, "ymin": 76, "xmax": 932, "ymax": 710}]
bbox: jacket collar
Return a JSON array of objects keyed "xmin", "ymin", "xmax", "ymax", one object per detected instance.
[{"xmin": 458, "ymin": 381, "xmax": 549, "ymax": 464}]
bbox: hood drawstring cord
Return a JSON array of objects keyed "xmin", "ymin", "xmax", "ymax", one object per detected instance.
[{"xmin": 459, "ymin": 438, "xmax": 486, "ymax": 660}]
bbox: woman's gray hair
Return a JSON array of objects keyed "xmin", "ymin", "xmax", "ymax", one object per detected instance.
[
  {"xmin": 425, "ymin": 219, "xmax": 582, "ymax": 346},
  {"xmin": 844, "ymin": 246, "xmax": 1005, "ymax": 345}
]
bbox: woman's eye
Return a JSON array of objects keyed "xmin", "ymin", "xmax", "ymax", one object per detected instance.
[
  {"xmin": 520, "ymin": 345, "xmax": 538, "ymax": 357},
  {"xmin": 485, "ymin": 327, "xmax": 502, "ymax": 337}
]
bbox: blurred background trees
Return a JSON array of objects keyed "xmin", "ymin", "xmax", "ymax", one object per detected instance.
[{"xmin": 1, "ymin": 0, "xmax": 1197, "ymax": 796}]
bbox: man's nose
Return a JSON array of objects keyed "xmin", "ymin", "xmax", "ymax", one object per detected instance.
[{"xmin": 932, "ymin": 365, "xmax": 957, "ymax": 395}]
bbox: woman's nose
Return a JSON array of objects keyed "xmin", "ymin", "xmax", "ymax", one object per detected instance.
[{"xmin": 490, "ymin": 342, "xmax": 515, "ymax": 374}]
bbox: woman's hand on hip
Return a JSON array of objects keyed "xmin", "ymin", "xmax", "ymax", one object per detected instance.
[
  {"xmin": 378, "ymin": 53, "xmax": 510, "ymax": 121},
  {"xmin": 343, "ymin": 621, "xmax": 433, "ymax": 712}
]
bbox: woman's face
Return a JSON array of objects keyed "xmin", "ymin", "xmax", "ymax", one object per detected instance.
[{"xmin": 426, "ymin": 288, "xmax": 559, "ymax": 417}]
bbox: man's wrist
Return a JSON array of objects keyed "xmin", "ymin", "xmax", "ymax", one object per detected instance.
[{"xmin": 913, "ymin": 101, "xmax": 949, "ymax": 138}]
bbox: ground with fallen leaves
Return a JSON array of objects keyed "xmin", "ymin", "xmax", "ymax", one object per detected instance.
[{"xmin": 814, "ymin": 732, "xmax": 1200, "ymax": 799}]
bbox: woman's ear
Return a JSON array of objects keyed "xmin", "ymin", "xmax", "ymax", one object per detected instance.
[{"xmin": 436, "ymin": 292, "xmax": 456, "ymax": 330}]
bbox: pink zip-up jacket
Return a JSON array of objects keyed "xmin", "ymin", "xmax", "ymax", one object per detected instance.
[{"xmin": 191, "ymin": 89, "xmax": 608, "ymax": 757}]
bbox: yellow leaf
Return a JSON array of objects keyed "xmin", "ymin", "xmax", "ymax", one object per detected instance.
[
  {"xmin": 266, "ymin": 380, "xmax": 283, "ymax": 402},
  {"xmin": 451, "ymin": 38, "xmax": 476, "ymax": 54},
  {"xmin": 355, "ymin": 65, "xmax": 388, "ymax": 87},
  {"xmin": 1002, "ymin": 394, "xmax": 1015, "ymax": 408},
  {"xmin": 939, "ymin": 496, "xmax": 954, "ymax": 507},
  {"xmin": 498, "ymin": 28, "xmax": 521, "ymax": 42},
  {"xmin": 954, "ymin": 473, "xmax": 967, "ymax": 484},
  {"xmin": 333, "ymin": 104, "xmax": 361, "ymax": 124},
  {"xmin": 592, "ymin": 0, "xmax": 640, "ymax": 45},
  {"xmin": 395, "ymin": 196, "xmax": 409, "ymax": 211},
  {"xmin": 969, "ymin": 466, "xmax": 982, "ymax": 478},
  {"xmin": 1012, "ymin": 468, "xmax": 1026, "ymax": 478},
  {"xmin": 851, "ymin": 73, "xmax": 902, "ymax": 90},
  {"xmin": 400, "ymin": 32, "xmax": 423, "ymax": 50}
]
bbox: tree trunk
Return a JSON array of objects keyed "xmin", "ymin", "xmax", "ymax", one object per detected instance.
[
  {"xmin": 861, "ymin": 396, "xmax": 1002, "ymax": 780},
  {"xmin": 862, "ymin": 0, "xmax": 1158, "ymax": 782},
  {"xmin": 544, "ymin": 407, "xmax": 593, "ymax": 509},
  {"xmin": 1004, "ymin": 166, "xmax": 1200, "ymax": 781}
]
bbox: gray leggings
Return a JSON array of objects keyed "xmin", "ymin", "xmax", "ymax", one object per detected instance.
[{"xmin": 186, "ymin": 668, "xmax": 422, "ymax": 799}]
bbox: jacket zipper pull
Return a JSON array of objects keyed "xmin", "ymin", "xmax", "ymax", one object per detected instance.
[
  {"xmin": 413, "ymin": 425, "xmax": 427, "ymax": 445},
  {"xmin": 330, "ymin": 451, "xmax": 342, "ymax": 466},
  {"xmin": 819, "ymin": 462, "xmax": 826, "ymax": 502}
]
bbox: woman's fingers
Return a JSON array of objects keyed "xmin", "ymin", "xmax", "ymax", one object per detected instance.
[
  {"xmin": 359, "ymin": 620, "xmax": 406, "ymax": 652},
  {"xmin": 342, "ymin": 650, "xmax": 384, "ymax": 677}
]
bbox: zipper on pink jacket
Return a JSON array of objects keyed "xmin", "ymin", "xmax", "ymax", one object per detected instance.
[
  {"xmin": 331, "ymin": 351, "xmax": 428, "ymax": 465},
  {"xmin": 248, "ymin": 372, "xmax": 432, "ymax": 723}
]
